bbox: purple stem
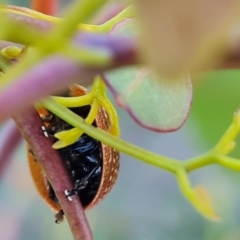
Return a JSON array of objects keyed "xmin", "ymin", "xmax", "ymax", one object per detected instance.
[{"xmin": 13, "ymin": 108, "xmax": 93, "ymax": 240}]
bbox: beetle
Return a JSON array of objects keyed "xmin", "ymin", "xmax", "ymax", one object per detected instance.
[{"xmin": 27, "ymin": 84, "xmax": 120, "ymax": 222}]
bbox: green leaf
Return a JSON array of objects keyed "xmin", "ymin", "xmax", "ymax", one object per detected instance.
[
  {"xmin": 104, "ymin": 18, "xmax": 192, "ymax": 131},
  {"xmin": 104, "ymin": 67, "xmax": 192, "ymax": 131},
  {"xmin": 193, "ymin": 185, "xmax": 220, "ymax": 222}
]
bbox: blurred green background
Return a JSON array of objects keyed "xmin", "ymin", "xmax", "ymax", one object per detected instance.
[{"xmin": 2, "ymin": 0, "xmax": 240, "ymax": 240}]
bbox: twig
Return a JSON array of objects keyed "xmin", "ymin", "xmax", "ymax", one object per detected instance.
[{"xmin": 13, "ymin": 108, "xmax": 93, "ymax": 240}]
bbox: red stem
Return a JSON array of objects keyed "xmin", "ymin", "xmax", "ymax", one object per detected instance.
[
  {"xmin": 31, "ymin": 0, "xmax": 58, "ymax": 16},
  {"xmin": 13, "ymin": 108, "xmax": 93, "ymax": 240}
]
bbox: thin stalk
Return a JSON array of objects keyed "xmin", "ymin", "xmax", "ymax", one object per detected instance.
[
  {"xmin": 182, "ymin": 152, "xmax": 215, "ymax": 172},
  {"xmin": 13, "ymin": 108, "xmax": 93, "ymax": 240},
  {"xmin": 41, "ymin": 97, "xmax": 180, "ymax": 173}
]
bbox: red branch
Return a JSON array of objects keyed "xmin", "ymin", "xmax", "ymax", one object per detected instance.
[{"xmin": 13, "ymin": 108, "xmax": 93, "ymax": 240}]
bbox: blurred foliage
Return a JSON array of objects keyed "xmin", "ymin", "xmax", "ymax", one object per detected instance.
[
  {"xmin": 190, "ymin": 70, "xmax": 240, "ymax": 156},
  {"xmin": 8, "ymin": 0, "xmax": 29, "ymax": 6}
]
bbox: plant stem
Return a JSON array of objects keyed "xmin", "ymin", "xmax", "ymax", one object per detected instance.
[
  {"xmin": 98, "ymin": 5, "xmax": 135, "ymax": 32},
  {"xmin": 216, "ymin": 155, "xmax": 240, "ymax": 171},
  {"xmin": 41, "ymin": 97, "xmax": 180, "ymax": 173},
  {"xmin": 13, "ymin": 108, "xmax": 93, "ymax": 240},
  {"xmin": 182, "ymin": 152, "xmax": 215, "ymax": 172},
  {"xmin": 51, "ymin": 0, "xmax": 107, "ymax": 40}
]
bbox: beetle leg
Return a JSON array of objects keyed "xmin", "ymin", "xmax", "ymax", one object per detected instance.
[
  {"xmin": 28, "ymin": 148, "xmax": 38, "ymax": 162},
  {"xmin": 40, "ymin": 122, "xmax": 56, "ymax": 139},
  {"xmin": 28, "ymin": 148, "xmax": 35, "ymax": 156},
  {"xmin": 41, "ymin": 126, "xmax": 49, "ymax": 138},
  {"xmin": 41, "ymin": 114, "xmax": 53, "ymax": 122},
  {"xmin": 65, "ymin": 164, "xmax": 100, "ymax": 200},
  {"xmin": 55, "ymin": 209, "xmax": 64, "ymax": 224}
]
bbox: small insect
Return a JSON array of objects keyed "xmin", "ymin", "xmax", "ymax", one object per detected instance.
[{"xmin": 27, "ymin": 85, "xmax": 120, "ymax": 222}]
